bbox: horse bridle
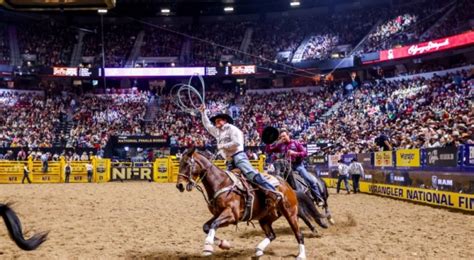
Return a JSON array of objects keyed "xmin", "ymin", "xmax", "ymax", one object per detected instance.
[{"xmin": 178, "ymin": 154, "xmax": 215, "ymax": 205}]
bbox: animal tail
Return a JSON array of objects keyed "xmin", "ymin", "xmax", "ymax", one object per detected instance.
[{"xmin": 0, "ymin": 203, "xmax": 48, "ymax": 250}]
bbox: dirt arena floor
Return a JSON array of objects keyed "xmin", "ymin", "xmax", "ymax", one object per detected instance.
[{"xmin": 0, "ymin": 182, "xmax": 472, "ymax": 259}]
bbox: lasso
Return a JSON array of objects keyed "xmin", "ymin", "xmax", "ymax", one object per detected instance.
[{"xmin": 171, "ymin": 74, "xmax": 206, "ymax": 116}]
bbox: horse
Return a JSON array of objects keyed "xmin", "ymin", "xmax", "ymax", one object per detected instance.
[
  {"xmin": 0, "ymin": 203, "xmax": 48, "ymax": 250},
  {"xmin": 176, "ymin": 147, "xmax": 307, "ymax": 259},
  {"xmin": 273, "ymin": 159, "xmax": 335, "ymax": 226}
]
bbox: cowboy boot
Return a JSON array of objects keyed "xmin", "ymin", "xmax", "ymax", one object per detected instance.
[{"xmin": 252, "ymin": 174, "xmax": 283, "ymax": 206}]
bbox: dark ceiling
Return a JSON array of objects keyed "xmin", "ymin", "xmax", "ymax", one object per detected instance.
[{"xmin": 113, "ymin": 0, "xmax": 360, "ymax": 16}]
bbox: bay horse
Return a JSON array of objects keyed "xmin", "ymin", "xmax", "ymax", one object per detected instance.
[
  {"xmin": 0, "ymin": 203, "xmax": 48, "ymax": 250},
  {"xmin": 273, "ymin": 159, "xmax": 335, "ymax": 226},
  {"xmin": 176, "ymin": 147, "xmax": 307, "ymax": 259}
]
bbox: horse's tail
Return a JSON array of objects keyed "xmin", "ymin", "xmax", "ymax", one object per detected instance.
[
  {"xmin": 295, "ymin": 191, "xmax": 329, "ymax": 229},
  {"xmin": 0, "ymin": 203, "xmax": 48, "ymax": 250}
]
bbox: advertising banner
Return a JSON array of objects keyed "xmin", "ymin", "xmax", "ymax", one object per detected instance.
[
  {"xmin": 342, "ymin": 154, "xmax": 357, "ymax": 164},
  {"xmin": 321, "ymin": 178, "xmax": 474, "ymax": 211},
  {"xmin": 379, "ymin": 31, "xmax": 474, "ymax": 61},
  {"xmin": 425, "ymin": 147, "xmax": 458, "ymax": 167},
  {"xmin": 328, "ymin": 154, "xmax": 341, "ymax": 167},
  {"xmin": 309, "ymin": 155, "xmax": 327, "ymax": 166},
  {"xmin": 465, "ymin": 144, "xmax": 474, "ymax": 166},
  {"xmin": 357, "ymin": 153, "xmax": 372, "ymax": 167},
  {"xmin": 396, "ymin": 149, "xmax": 421, "ymax": 167},
  {"xmin": 374, "ymin": 151, "xmax": 393, "ymax": 167}
]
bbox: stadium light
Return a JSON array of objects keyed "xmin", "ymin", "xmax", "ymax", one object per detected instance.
[
  {"xmin": 97, "ymin": 9, "xmax": 108, "ymax": 14},
  {"xmin": 290, "ymin": 1, "xmax": 300, "ymax": 7},
  {"xmin": 224, "ymin": 7, "xmax": 234, "ymax": 12},
  {"xmin": 161, "ymin": 8, "xmax": 171, "ymax": 14}
]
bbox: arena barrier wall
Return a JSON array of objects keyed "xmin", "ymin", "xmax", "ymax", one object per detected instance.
[
  {"xmin": 0, "ymin": 161, "xmax": 26, "ymax": 183},
  {"xmin": 0, "ymin": 155, "xmax": 263, "ymax": 184},
  {"xmin": 322, "ymin": 178, "xmax": 474, "ymax": 212},
  {"xmin": 31, "ymin": 160, "xmax": 62, "ymax": 183},
  {"xmin": 167, "ymin": 156, "xmax": 265, "ymax": 183}
]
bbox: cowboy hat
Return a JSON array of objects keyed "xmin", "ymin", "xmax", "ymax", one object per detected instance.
[
  {"xmin": 210, "ymin": 113, "xmax": 234, "ymax": 125},
  {"xmin": 262, "ymin": 126, "xmax": 279, "ymax": 144}
]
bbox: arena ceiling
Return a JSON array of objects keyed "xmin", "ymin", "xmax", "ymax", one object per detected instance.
[{"xmin": 113, "ymin": 0, "xmax": 363, "ymax": 16}]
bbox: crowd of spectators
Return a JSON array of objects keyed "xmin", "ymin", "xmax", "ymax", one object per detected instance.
[
  {"xmin": 301, "ymin": 34, "xmax": 339, "ymax": 61},
  {"xmin": 67, "ymin": 92, "xmax": 148, "ymax": 148},
  {"xmin": 17, "ymin": 21, "xmax": 76, "ymax": 67},
  {"xmin": 0, "ymin": 25, "xmax": 9, "ymax": 65},
  {"xmin": 307, "ymin": 70, "xmax": 473, "ymax": 156},
  {"xmin": 0, "ymin": 67, "xmax": 471, "ymax": 159},
  {"xmin": 7, "ymin": 0, "xmax": 468, "ymax": 68},
  {"xmin": 426, "ymin": 0, "xmax": 474, "ymax": 40},
  {"xmin": 0, "ymin": 92, "xmax": 66, "ymax": 148},
  {"xmin": 140, "ymin": 25, "xmax": 185, "ymax": 58},
  {"xmin": 82, "ymin": 24, "xmax": 138, "ymax": 67}
]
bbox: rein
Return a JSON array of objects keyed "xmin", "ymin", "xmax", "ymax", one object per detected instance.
[{"xmin": 179, "ymin": 153, "xmax": 225, "ymax": 207}]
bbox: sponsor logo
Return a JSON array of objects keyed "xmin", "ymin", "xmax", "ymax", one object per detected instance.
[
  {"xmin": 394, "ymin": 176, "xmax": 405, "ymax": 182},
  {"xmin": 408, "ymin": 39, "xmax": 449, "ymax": 55},
  {"xmin": 364, "ymin": 174, "xmax": 372, "ymax": 180},
  {"xmin": 427, "ymin": 150, "xmax": 455, "ymax": 165},
  {"xmin": 432, "ymin": 175, "xmax": 453, "ymax": 189},
  {"xmin": 158, "ymin": 165, "xmax": 167, "ymax": 173},
  {"xmin": 388, "ymin": 49, "xmax": 394, "ymax": 59},
  {"xmin": 111, "ymin": 167, "xmax": 153, "ymax": 181},
  {"xmin": 320, "ymin": 171, "xmax": 329, "ymax": 176}
]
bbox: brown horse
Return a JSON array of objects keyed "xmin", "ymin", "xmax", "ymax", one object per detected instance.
[{"xmin": 176, "ymin": 147, "xmax": 307, "ymax": 259}]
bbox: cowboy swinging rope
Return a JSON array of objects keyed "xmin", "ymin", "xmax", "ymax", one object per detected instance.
[{"xmin": 172, "ymin": 74, "xmax": 223, "ymax": 203}]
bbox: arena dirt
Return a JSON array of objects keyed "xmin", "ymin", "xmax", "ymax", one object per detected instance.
[{"xmin": 0, "ymin": 183, "xmax": 472, "ymax": 259}]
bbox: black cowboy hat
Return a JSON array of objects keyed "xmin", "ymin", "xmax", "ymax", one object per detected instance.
[
  {"xmin": 262, "ymin": 126, "xmax": 279, "ymax": 144},
  {"xmin": 210, "ymin": 113, "xmax": 234, "ymax": 125}
]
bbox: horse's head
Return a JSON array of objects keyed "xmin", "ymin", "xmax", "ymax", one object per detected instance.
[
  {"xmin": 273, "ymin": 159, "xmax": 291, "ymax": 179},
  {"xmin": 176, "ymin": 147, "xmax": 208, "ymax": 192}
]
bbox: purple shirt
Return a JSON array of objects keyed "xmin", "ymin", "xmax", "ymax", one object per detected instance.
[{"xmin": 265, "ymin": 140, "xmax": 307, "ymax": 163}]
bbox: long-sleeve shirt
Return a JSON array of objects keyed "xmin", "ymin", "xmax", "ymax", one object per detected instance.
[
  {"xmin": 338, "ymin": 163, "xmax": 350, "ymax": 176},
  {"xmin": 265, "ymin": 140, "xmax": 307, "ymax": 164},
  {"xmin": 349, "ymin": 162, "xmax": 364, "ymax": 177},
  {"xmin": 201, "ymin": 110, "xmax": 244, "ymax": 160}
]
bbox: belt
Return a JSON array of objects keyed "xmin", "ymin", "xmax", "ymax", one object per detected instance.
[{"xmin": 231, "ymin": 151, "xmax": 245, "ymax": 159}]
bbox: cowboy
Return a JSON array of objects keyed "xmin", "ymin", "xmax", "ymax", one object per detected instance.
[
  {"xmin": 199, "ymin": 105, "xmax": 283, "ymax": 204},
  {"xmin": 265, "ymin": 129, "xmax": 324, "ymax": 205}
]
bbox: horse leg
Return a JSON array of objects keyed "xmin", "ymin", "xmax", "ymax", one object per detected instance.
[
  {"xmin": 255, "ymin": 216, "xmax": 277, "ymax": 257},
  {"xmin": 202, "ymin": 208, "xmax": 236, "ymax": 256},
  {"xmin": 202, "ymin": 217, "xmax": 231, "ymax": 250},
  {"xmin": 281, "ymin": 203, "xmax": 306, "ymax": 260}
]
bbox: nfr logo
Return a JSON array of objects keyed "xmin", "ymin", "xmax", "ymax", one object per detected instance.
[
  {"xmin": 74, "ymin": 176, "xmax": 83, "ymax": 181},
  {"xmin": 111, "ymin": 167, "xmax": 153, "ymax": 181},
  {"xmin": 42, "ymin": 176, "xmax": 51, "ymax": 181},
  {"xmin": 8, "ymin": 176, "xmax": 17, "ymax": 182}
]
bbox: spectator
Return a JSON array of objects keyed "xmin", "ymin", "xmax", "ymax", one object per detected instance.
[{"xmin": 22, "ymin": 163, "xmax": 32, "ymax": 184}]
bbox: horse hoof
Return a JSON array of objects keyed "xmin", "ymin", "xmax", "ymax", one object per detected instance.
[
  {"xmin": 202, "ymin": 244, "xmax": 214, "ymax": 256},
  {"xmin": 218, "ymin": 240, "xmax": 231, "ymax": 250},
  {"xmin": 329, "ymin": 218, "xmax": 335, "ymax": 225},
  {"xmin": 255, "ymin": 249, "xmax": 264, "ymax": 257}
]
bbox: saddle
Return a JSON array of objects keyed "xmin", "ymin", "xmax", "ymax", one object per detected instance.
[{"xmin": 224, "ymin": 169, "xmax": 280, "ymax": 221}]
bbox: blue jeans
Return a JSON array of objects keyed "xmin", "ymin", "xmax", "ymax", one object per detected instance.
[
  {"xmin": 293, "ymin": 163, "xmax": 322, "ymax": 200},
  {"xmin": 337, "ymin": 175, "xmax": 350, "ymax": 193},
  {"xmin": 228, "ymin": 152, "xmax": 277, "ymax": 192}
]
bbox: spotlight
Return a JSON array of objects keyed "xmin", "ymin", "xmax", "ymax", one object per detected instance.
[
  {"xmin": 290, "ymin": 1, "xmax": 300, "ymax": 7},
  {"xmin": 161, "ymin": 8, "xmax": 170, "ymax": 14},
  {"xmin": 97, "ymin": 9, "xmax": 108, "ymax": 14},
  {"xmin": 224, "ymin": 7, "xmax": 234, "ymax": 12}
]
